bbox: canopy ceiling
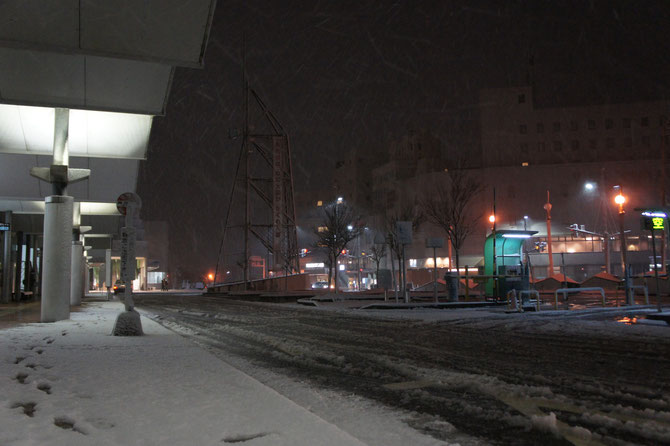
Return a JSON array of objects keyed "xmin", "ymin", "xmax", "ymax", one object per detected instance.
[
  {"xmin": 0, "ymin": 0, "xmax": 216, "ymax": 67},
  {"xmin": 0, "ymin": 104, "xmax": 152, "ymax": 159}
]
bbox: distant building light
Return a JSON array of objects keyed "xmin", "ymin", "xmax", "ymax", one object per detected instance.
[
  {"xmin": 306, "ymin": 262, "xmax": 325, "ymax": 269},
  {"xmin": 337, "ymin": 197, "xmax": 344, "ymax": 203},
  {"xmin": 584, "ymin": 182, "xmax": 595, "ymax": 191},
  {"xmin": 521, "ymin": 162, "xmax": 529, "ymax": 167},
  {"xmin": 347, "ymin": 224, "xmax": 353, "ymax": 231},
  {"xmin": 317, "ymin": 200, "xmax": 323, "ymax": 207},
  {"xmin": 409, "ymin": 259, "xmax": 417, "ymax": 268},
  {"xmin": 339, "ymin": 264, "xmax": 345, "ymax": 271},
  {"xmin": 318, "ymin": 226, "xmax": 327, "ymax": 233},
  {"xmin": 523, "ymin": 215, "xmax": 529, "ymax": 220}
]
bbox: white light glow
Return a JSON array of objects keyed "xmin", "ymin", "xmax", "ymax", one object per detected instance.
[
  {"xmin": 642, "ymin": 211, "xmax": 667, "ymax": 218},
  {"xmin": 502, "ymin": 233, "xmax": 532, "ymax": 238},
  {"xmin": 305, "ymin": 262, "xmax": 325, "ymax": 269},
  {"xmin": 0, "ymin": 104, "xmax": 153, "ymax": 159},
  {"xmin": 339, "ymin": 264, "xmax": 345, "ymax": 271}
]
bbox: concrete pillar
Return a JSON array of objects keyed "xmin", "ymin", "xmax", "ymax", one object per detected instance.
[
  {"xmin": 104, "ymin": 248, "xmax": 111, "ymax": 298},
  {"xmin": 70, "ymin": 240, "xmax": 83, "ymax": 306},
  {"xmin": 2, "ymin": 211, "xmax": 11, "ymax": 304},
  {"xmin": 14, "ymin": 231, "xmax": 23, "ymax": 302},
  {"xmin": 84, "ymin": 262, "xmax": 90, "ymax": 294},
  {"xmin": 41, "ymin": 196, "xmax": 73, "ymax": 322}
]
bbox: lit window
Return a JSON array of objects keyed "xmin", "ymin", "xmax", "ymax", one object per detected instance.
[
  {"xmin": 409, "ymin": 259, "xmax": 417, "ymax": 268},
  {"xmin": 521, "ymin": 162, "xmax": 529, "ymax": 167},
  {"xmin": 317, "ymin": 200, "xmax": 323, "ymax": 207},
  {"xmin": 318, "ymin": 226, "xmax": 327, "ymax": 233}
]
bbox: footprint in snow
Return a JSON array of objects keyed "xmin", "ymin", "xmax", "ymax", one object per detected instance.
[
  {"xmin": 37, "ymin": 382, "xmax": 52, "ymax": 394},
  {"xmin": 14, "ymin": 372, "xmax": 29, "ymax": 384},
  {"xmin": 54, "ymin": 416, "xmax": 87, "ymax": 434},
  {"xmin": 221, "ymin": 432, "xmax": 274, "ymax": 443},
  {"xmin": 11, "ymin": 402, "xmax": 36, "ymax": 417}
]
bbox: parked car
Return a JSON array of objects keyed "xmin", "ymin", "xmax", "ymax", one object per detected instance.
[
  {"xmin": 113, "ymin": 280, "xmax": 125, "ymax": 295},
  {"xmin": 311, "ymin": 281, "xmax": 329, "ymax": 289}
]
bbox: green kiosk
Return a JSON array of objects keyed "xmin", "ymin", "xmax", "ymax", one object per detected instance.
[{"xmin": 484, "ymin": 230, "xmax": 537, "ymax": 298}]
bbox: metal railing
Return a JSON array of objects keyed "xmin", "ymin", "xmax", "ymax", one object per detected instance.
[{"xmin": 554, "ymin": 287, "xmax": 605, "ymax": 309}]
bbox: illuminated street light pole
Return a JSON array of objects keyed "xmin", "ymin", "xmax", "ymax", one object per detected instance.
[
  {"xmin": 614, "ymin": 189, "xmax": 627, "ymax": 274},
  {"xmin": 614, "ymin": 187, "xmax": 631, "ymax": 305},
  {"xmin": 490, "ymin": 187, "xmax": 497, "ymax": 299},
  {"xmin": 543, "ymin": 190, "xmax": 554, "ymax": 277}
]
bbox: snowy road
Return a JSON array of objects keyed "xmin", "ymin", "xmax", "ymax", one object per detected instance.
[{"xmin": 135, "ymin": 293, "xmax": 670, "ymax": 446}]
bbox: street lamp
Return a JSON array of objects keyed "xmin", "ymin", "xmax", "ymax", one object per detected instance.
[
  {"xmin": 614, "ymin": 187, "xmax": 627, "ymax": 279},
  {"xmin": 523, "ymin": 215, "xmax": 529, "ymax": 230},
  {"xmin": 544, "ymin": 190, "xmax": 554, "ymax": 277},
  {"xmin": 584, "ymin": 182, "xmax": 595, "ymax": 192}
]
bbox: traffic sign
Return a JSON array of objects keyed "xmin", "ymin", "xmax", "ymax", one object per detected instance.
[
  {"xmin": 116, "ymin": 192, "xmax": 142, "ymax": 216},
  {"xmin": 396, "ymin": 221, "xmax": 413, "ymax": 245}
]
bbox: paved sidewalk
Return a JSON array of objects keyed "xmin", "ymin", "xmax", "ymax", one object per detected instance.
[{"xmin": 0, "ymin": 301, "xmax": 368, "ymax": 446}]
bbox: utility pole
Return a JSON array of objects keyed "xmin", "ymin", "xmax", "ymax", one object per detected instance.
[
  {"xmin": 544, "ymin": 190, "xmax": 554, "ymax": 277},
  {"xmin": 492, "ymin": 188, "xmax": 497, "ymax": 299}
]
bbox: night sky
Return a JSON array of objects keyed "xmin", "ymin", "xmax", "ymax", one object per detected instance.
[{"xmin": 137, "ymin": 0, "xmax": 670, "ymax": 280}]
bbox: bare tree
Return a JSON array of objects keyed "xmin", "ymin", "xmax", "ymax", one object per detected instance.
[
  {"xmin": 384, "ymin": 203, "xmax": 424, "ymax": 291},
  {"xmin": 421, "ymin": 168, "xmax": 484, "ymax": 272},
  {"xmin": 313, "ymin": 203, "xmax": 361, "ymax": 292},
  {"xmin": 369, "ymin": 243, "xmax": 386, "ymax": 286}
]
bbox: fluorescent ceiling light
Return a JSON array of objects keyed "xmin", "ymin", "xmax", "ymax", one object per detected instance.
[
  {"xmin": 0, "ymin": 198, "xmax": 120, "ymax": 215},
  {"xmin": 502, "ymin": 234, "xmax": 533, "ymax": 238},
  {"xmin": 0, "ymin": 104, "xmax": 152, "ymax": 159}
]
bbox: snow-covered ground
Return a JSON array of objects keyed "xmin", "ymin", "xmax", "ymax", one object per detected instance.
[
  {"xmin": 0, "ymin": 301, "xmax": 381, "ymax": 446},
  {"xmin": 135, "ymin": 293, "xmax": 670, "ymax": 445}
]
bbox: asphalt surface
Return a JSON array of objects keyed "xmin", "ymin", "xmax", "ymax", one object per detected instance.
[{"xmin": 134, "ymin": 293, "xmax": 670, "ymax": 446}]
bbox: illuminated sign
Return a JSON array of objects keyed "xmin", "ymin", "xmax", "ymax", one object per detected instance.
[
  {"xmin": 642, "ymin": 216, "xmax": 666, "ymax": 231},
  {"xmin": 0, "ymin": 222, "xmax": 9, "ymax": 231},
  {"xmin": 652, "ymin": 217, "xmax": 665, "ymax": 230},
  {"xmin": 305, "ymin": 263, "xmax": 325, "ymax": 269}
]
